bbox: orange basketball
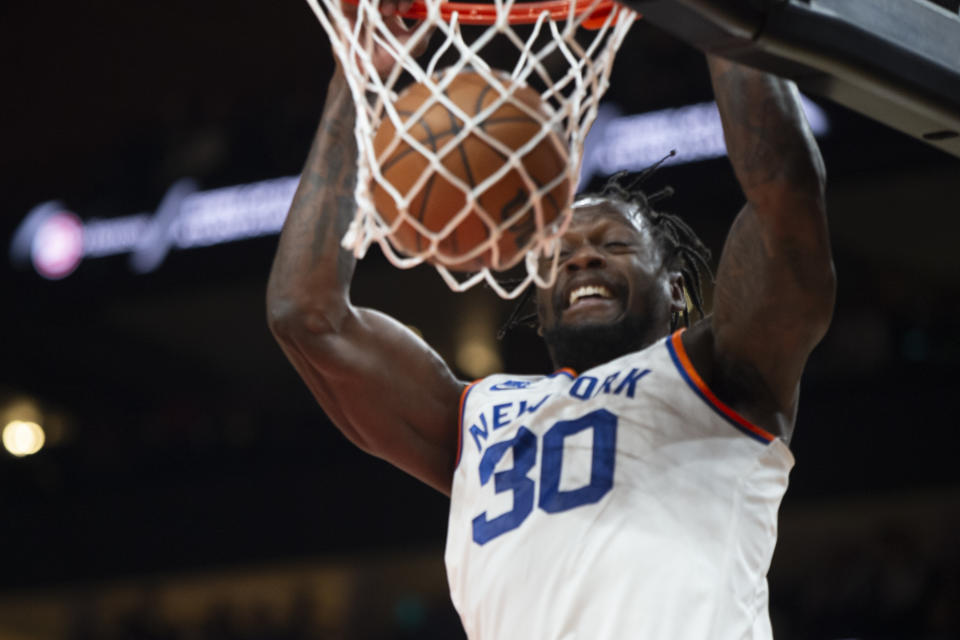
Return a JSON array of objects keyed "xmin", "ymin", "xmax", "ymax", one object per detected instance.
[{"xmin": 371, "ymin": 71, "xmax": 571, "ymax": 272}]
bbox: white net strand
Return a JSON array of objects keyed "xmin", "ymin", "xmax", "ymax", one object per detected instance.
[{"xmin": 304, "ymin": 0, "xmax": 636, "ymax": 299}]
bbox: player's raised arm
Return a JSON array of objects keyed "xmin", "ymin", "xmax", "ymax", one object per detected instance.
[
  {"xmin": 266, "ymin": 62, "xmax": 464, "ymax": 495},
  {"xmin": 686, "ymin": 56, "xmax": 836, "ymax": 438}
]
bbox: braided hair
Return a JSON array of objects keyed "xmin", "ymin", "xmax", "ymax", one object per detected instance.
[{"xmin": 498, "ymin": 158, "xmax": 713, "ymax": 339}]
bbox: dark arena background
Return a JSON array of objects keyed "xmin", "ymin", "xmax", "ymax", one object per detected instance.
[{"xmin": 2, "ymin": 1, "xmax": 959, "ymax": 639}]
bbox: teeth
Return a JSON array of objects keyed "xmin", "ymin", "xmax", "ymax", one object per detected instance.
[{"xmin": 569, "ymin": 285, "xmax": 612, "ymax": 307}]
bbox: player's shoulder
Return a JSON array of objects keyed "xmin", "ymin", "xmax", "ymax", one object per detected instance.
[{"xmin": 681, "ymin": 316, "xmax": 797, "ymax": 440}]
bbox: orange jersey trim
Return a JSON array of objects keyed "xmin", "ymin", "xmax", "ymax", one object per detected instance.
[{"xmin": 668, "ymin": 330, "xmax": 776, "ymax": 444}]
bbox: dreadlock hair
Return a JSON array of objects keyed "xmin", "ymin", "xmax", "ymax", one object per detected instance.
[{"xmin": 497, "ymin": 153, "xmax": 713, "ymax": 340}]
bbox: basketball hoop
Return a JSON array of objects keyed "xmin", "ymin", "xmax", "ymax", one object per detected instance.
[
  {"xmin": 344, "ymin": 0, "xmax": 624, "ymax": 28},
  {"xmin": 305, "ymin": 0, "xmax": 638, "ymax": 299}
]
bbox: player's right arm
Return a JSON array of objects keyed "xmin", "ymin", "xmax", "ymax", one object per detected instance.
[{"xmin": 266, "ymin": 65, "xmax": 464, "ymax": 495}]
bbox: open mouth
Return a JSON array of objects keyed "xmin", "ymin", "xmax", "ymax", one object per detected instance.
[
  {"xmin": 568, "ymin": 284, "xmax": 614, "ymax": 308},
  {"xmin": 558, "ymin": 280, "xmax": 626, "ymax": 325}
]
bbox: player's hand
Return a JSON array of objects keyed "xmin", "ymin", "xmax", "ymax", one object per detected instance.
[
  {"xmin": 379, "ymin": 0, "xmax": 415, "ymax": 17},
  {"xmin": 341, "ymin": 0, "xmax": 433, "ymax": 79}
]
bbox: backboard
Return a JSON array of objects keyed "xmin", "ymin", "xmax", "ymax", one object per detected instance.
[{"xmin": 628, "ymin": 0, "xmax": 960, "ymax": 159}]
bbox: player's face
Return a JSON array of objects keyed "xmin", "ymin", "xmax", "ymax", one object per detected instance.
[{"xmin": 536, "ymin": 199, "xmax": 680, "ymax": 336}]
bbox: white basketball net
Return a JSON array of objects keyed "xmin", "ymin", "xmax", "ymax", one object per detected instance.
[{"xmin": 305, "ymin": 0, "xmax": 637, "ymax": 298}]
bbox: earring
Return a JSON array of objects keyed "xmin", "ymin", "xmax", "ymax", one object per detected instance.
[{"xmin": 670, "ymin": 308, "xmax": 689, "ymax": 333}]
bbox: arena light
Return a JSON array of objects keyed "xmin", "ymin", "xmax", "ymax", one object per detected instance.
[
  {"xmin": 580, "ymin": 95, "xmax": 829, "ymax": 183},
  {"xmin": 2, "ymin": 420, "xmax": 46, "ymax": 457},
  {"xmin": 455, "ymin": 300, "xmax": 504, "ymax": 378},
  {"xmin": 456, "ymin": 337, "xmax": 503, "ymax": 379},
  {"xmin": 9, "ymin": 176, "xmax": 298, "ymax": 280},
  {"xmin": 10, "ymin": 98, "xmax": 828, "ymax": 280}
]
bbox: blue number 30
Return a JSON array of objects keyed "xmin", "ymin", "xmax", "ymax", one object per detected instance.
[{"xmin": 471, "ymin": 409, "xmax": 617, "ymax": 545}]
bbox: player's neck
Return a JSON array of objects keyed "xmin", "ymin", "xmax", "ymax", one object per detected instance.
[{"xmin": 544, "ymin": 317, "xmax": 666, "ymax": 373}]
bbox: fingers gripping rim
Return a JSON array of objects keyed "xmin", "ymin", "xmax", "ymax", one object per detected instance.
[{"xmin": 305, "ymin": 0, "xmax": 638, "ymax": 299}]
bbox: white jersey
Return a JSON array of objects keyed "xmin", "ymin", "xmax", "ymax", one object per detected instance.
[{"xmin": 445, "ymin": 330, "xmax": 794, "ymax": 640}]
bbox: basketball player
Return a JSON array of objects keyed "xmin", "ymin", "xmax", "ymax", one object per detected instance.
[{"xmin": 266, "ymin": 6, "xmax": 834, "ymax": 636}]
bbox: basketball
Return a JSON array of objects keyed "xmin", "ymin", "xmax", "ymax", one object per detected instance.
[{"xmin": 371, "ymin": 70, "xmax": 571, "ymax": 272}]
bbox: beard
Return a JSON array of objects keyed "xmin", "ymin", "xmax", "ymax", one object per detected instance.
[{"xmin": 542, "ymin": 313, "xmax": 660, "ymax": 373}]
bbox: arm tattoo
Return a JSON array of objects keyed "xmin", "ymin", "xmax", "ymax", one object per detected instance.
[
  {"xmin": 268, "ymin": 71, "xmax": 362, "ymax": 306},
  {"xmin": 301, "ymin": 77, "xmax": 360, "ymax": 288},
  {"xmin": 709, "ymin": 59, "xmax": 825, "ymax": 196}
]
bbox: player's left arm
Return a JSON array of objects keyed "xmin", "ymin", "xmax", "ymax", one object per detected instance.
[{"xmin": 685, "ymin": 56, "xmax": 836, "ymax": 437}]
